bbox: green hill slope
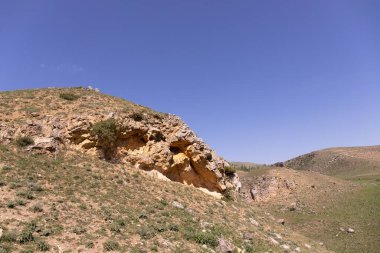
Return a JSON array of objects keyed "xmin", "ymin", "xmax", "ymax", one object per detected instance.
[{"xmin": 284, "ymin": 146, "xmax": 380, "ymax": 180}]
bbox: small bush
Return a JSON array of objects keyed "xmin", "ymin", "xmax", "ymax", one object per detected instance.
[
  {"xmin": 103, "ymin": 240, "xmax": 120, "ymax": 251},
  {"xmin": 36, "ymin": 240, "xmax": 49, "ymax": 251},
  {"xmin": 222, "ymin": 188, "xmax": 235, "ymax": 201},
  {"xmin": 2, "ymin": 166, "xmax": 12, "ymax": 171},
  {"xmin": 86, "ymin": 241, "xmax": 94, "ymax": 249},
  {"xmin": 20, "ymin": 249, "xmax": 33, "ymax": 253},
  {"xmin": 92, "ymin": 119, "xmax": 120, "ymax": 159},
  {"xmin": 59, "ymin": 93, "xmax": 79, "ymax": 101},
  {"xmin": 184, "ymin": 229, "xmax": 218, "ymax": 247},
  {"xmin": 26, "ymin": 192, "xmax": 35, "ymax": 200},
  {"xmin": 16, "ymin": 137, "xmax": 34, "ymax": 147},
  {"xmin": 72, "ymin": 226, "xmax": 87, "ymax": 235},
  {"xmin": 32, "ymin": 203, "xmax": 43, "ymax": 213},
  {"xmin": 0, "ymin": 180, "xmax": 5, "ymax": 187},
  {"xmin": 92, "ymin": 119, "xmax": 118, "ymax": 143},
  {"xmin": 169, "ymin": 224, "xmax": 179, "ymax": 232},
  {"xmin": 139, "ymin": 225, "xmax": 156, "ymax": 239},
  {"xmin": 28, "ymin": 182, "xmax": 43, "ymax": 192},
  {"xmin": 9, "ymin": 182, "xmax": 21, "ymax": 189},
  {"xmin": 16, "ymin": 198, "xmax": 26, "ymax": 206},
  {"xmin": 19, "ymin": 229, "xmax": 34, "ymax": 243},
  {"xmin": 0, "ymin": 231, "xmax": 17, "ymax": 242},
  {"xmin": 110, "ymin": 223, "xmax": 121, "ymax": 233},
  {"xmin": 130, "ymin": 112, "xmax": 144, "ymax": 121},
  {"xmin": 224, "ymin": 166, "xmax": 237, "ymax": 175},
  {"xmin": 7, "ymin": 201, "xmax": 15, "ymax": 209}
]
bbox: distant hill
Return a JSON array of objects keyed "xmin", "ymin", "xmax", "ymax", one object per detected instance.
[
  {"xmin": 230, "ymin": 161, "xmax": 267, "ymax": 171},
  {"xmin": 284, "ymin": 146, "xmax": 380, "ymax": 180}
]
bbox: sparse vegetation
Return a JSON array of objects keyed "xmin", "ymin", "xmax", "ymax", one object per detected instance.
[
  {"xmin": 18, "ymin": 229, "xmax": 34, "ymax": 244},
  {"xmin": 184, "ymin": 228, "xmax": 218, "ymax": 247},
  {"xmin": 31, "ymin": 203, "xmax": 43, "ymax": 213},
  {"xmin": 103, "ymin": 240, "xmax": 120, "ymax": 251},
  {"xmin": 16, "ymin": 136, "xmax": 34, "ymax": 147},
  {"xmin": 35, "ymin": 240, "xmax": 49, "ymax": 251},
  {"xmin": 59, "ymin": 92, "xmax": 79, "ymax": 101},
  {"xmin": 1, "ymin": 88, "xmax": 377, "ymax": 253},
  {"xmin": 130, "ymin": 112, "xmax": 144, "ymax": 121},
  {"xmin": 92, "ymin": 119, "xmax": 120, "ymax": 159},
  {"xmin": 224, "ymin": 166, "xmax": 237, "ymax": 175}
]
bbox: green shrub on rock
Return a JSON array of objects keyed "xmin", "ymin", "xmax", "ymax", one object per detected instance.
[{"xmin": 16, "ymin": 136, "xmax": 34, "ymax": 147}]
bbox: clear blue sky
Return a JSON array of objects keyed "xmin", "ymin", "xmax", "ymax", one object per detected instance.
[{"xmin": 1, "ymin": 1, "xmax": 379, "ymax": 163}]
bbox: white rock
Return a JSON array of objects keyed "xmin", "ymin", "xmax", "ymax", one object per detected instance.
[
  {"xmin": 281, "ymin": 244, "xmax": 290, "ymax": 251},
  {"xmin": 172, "ymin": 201, "xmax": 184, "ymax": 209},
  {"xmin": 249, "ymin": 218, "xmax": 259, "ymax": 226},
  {"xmin": 347, "ymin": 228, "xmax": 355, "ymax": 233},
  {"xmin": 295, "ymin": 246, "xmax": 301, "ymax": 252},
  {"xmin": 304, "ymin": 243, "xmax": 311, "ymax": 249},
  {"xmin": 269, "ymin": 237, "xmax": 279, "ymax": 245}
]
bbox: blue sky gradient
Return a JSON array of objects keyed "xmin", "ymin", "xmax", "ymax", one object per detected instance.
[{"xmin": 0, "ymin": 1, "xmax": 379, "ymax": 163}]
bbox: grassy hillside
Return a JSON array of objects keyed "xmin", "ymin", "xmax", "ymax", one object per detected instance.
[
  {"xmin": 0, "ymin": 88, "xmax": 330, "ymax": 253},
  {"xmin": 236, "ymin": 145, "xmax": 380, "ymax": 253},
  {"xmin": 238, "ymin": 167, "xmax": 380, "ymax": 253},
  {"xmin": 0, "ymin": 145, "xmax": 331, "ymax": 253},
  {"xmin": 284, "ymin": 146, "xmax": 380, "ymax": 180}
]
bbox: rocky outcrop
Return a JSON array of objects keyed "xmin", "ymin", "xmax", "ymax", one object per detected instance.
[
  {"xmin": 0, "ymin": 95, "xmax": 239, "ymax": 193},
  {"xmin": 249, "ymin": 176, "xmax": 296, "ymax": 202}
]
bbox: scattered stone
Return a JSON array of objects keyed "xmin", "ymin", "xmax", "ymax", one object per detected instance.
[
  {"xmin": 289, "ymin": 202, "xmax": 297, "ymax": 211},
  {"xmin": 269, "ymin": 237, "xmax": 279, "ymax": 245},
  {"xmin": 200, "ymin": 220, "xmax": 210, "ymax": 229},
  {"xmin": 339, "ymin": 227, "xmax": 345, "ymax": 232},
  {"xmin": 281, "ymin": 244, "xmax": 290, "ymax": 251},
  {"xmin": 273, "ymin": 233, "xmax": 282, "ymax": 240},
  {"xmin": 319, "ymin": 242, "xmax": 324, "ymax": 246},
  {"xmin": 304, "ymin": 243, "xmax": 311, "ymax": 249},
  {"xmin": 216, "ymin": 236, "xmax": 234, "ymax": 253},
  {"xmin": 172, "ymin": 201, "xmax": 184, "ymax": 209},
  {"xmin": 31, "ymin": 112, "xmax": 40, "ymax": 117},
  {"xmin": 0, "ymin": 227, "xmax": 3, "ymax": 238},
  {"xmin": 295, "ymin": 246, "xmax": 301, "ymax": 252},
  {"xmin": 347, "ymin": 228, "xmax": 355, "ymax": 233},
  {"xmin": 249, "ymin": 218, "xmax": 259, "ymax": 226},
  {"xmin": 243, "ymin": 232, "xmax": 254, "ymax": 241},
  {"xmin": 277, "ymin": 218, "xmax": 285, "ymax": 225}
]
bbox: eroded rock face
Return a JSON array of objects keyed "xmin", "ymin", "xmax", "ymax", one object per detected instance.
[
  {"xmin": 249, "ymin": 176, "xmax": 296, "ymax": 202},
  {"xmin": 0, "ymin": 111, "xmax": 239, "ymax": 193}
]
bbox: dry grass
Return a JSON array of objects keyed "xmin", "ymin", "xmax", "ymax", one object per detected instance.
[
  {"xmin": 239, "ymin": 167, "xmax": 380, "ymax": 253},
  {"xmin": 0, "ymin": 144, "xmax": 324, "ymax": 252}
]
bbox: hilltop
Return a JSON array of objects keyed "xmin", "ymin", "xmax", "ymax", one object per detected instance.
[{"xmin": 284, "ymin": 146, "xmax": 380, "ymax": 180}]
